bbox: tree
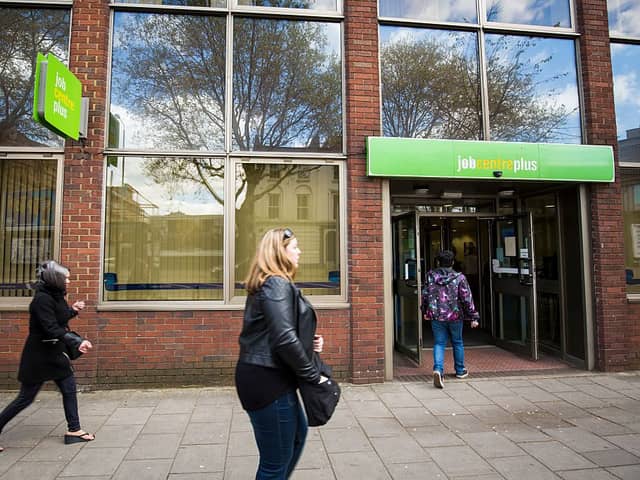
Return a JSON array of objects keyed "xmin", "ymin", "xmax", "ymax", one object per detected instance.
[
  {"xmin": 381, "ymin": 32, "xmax": 578, "ymax": 143},
  {"xmin": 110, "ymin": 12, "xmax": 341, "ymax": 263},
  {"xmin": 0, "ymin": 8, "xmax": 70, "ymax": 146}
]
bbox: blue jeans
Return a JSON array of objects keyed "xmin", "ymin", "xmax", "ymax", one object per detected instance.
[
  {"xmin": 0, "ymin": 375, "xmax": 81, "ymax": 434},
  {"xmin": 247, "ymin": 390, "xmax": 308, "ymax": 479},
  {"xmin": 432, "ymin": 320, "xmax": 465, "ymax": 376}
]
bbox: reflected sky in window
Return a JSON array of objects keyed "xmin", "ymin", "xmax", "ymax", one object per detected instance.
[
  {"xmin": 608, "ymin": 0, "xmax": 640, "ymax": 37},
  {"xmin": 379, "ymin": 0, "xmax": 477, "ymax": 23},
  {"xmin": 380, "ymin": 26, "xmax": 481, "ymax": 140},
  {"xmin": 611, "ymin": 43, "xmax": 640, "ymax": 163},
  {"xmin": 486, "ymin": 0, "xmax": 571, "ymax": 27},
  {"xmin": 110, "ymin": 12, "xmax": 226, "ymax": 151},
  {"xmin": 486, "ymin": 35, "xmax": 581, "ymax": 143}
]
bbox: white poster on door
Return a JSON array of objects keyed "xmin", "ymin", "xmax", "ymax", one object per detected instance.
[
  {"xmin": 504, "ymin": 236, "xmax": 516, "ymax": 257},
  {"xmin": 632, "ymin": 224, "xmax": 640, "ymax": 258}
]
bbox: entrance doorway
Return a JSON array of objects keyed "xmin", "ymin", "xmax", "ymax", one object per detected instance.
[{"xmin": 390, "ymin": 183, "xmax": 590, "ymax": 373}]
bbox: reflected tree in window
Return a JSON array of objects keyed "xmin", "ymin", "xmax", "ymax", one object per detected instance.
[
  {"xmin": 486, "ymin": 35, "xmax": 580, "ymax": 143},
  {"xmin": 110, "ymin": 13, "xmax": 226, "ymax": 151},
  {"xmin": 233, "ymin": 18, "xmax": 342, "ymax": 152},
  {"xmin": 0, "ymin": 8, "xmax": 70, "ymax": 147},
  {"xmin": 380, "ymin": 29, "xmax": 482, "ymax": 140}
]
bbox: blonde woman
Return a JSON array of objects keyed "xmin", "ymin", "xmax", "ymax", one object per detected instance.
[{"xmin": 235, "ymin": 228, "xmax": 326, "ymax": 479}]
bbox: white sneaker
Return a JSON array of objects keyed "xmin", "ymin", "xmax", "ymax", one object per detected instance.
[{"xmin": 433, "ymin": 371, "xmax": 444, "ymax": 389}]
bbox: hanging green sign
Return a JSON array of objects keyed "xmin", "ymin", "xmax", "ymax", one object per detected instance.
[
  {"xmin": 366, "ymin": 137, "xmax": 615, "ymax": 182},
  {"xmin": 32, "ymin": 52, "xmax": 82, "ymax": 140}
]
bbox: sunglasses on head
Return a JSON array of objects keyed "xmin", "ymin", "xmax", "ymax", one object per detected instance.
[{"xmin": 283, "ymin": 228, "xmax": 294, "ymax": 240}]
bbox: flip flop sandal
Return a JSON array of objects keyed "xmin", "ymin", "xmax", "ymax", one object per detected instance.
[{"xmin": 64, "ymin": 432, "xmax": 95, "ymax": 444}]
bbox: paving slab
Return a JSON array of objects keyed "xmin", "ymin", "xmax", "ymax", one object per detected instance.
[{"xmin": 0, "ymin": 372, "xmax": 638, "ymax": 479}]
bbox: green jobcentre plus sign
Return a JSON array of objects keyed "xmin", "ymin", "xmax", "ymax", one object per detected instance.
[{"xmin": 33, "ymin": 53, "xmax": 82, "ymax": 140}]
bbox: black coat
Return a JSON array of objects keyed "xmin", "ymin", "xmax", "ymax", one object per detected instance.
[
  {"xmin": 238, "ymin": 276, "xmax": 321, "ymax": 384},
  {"xmin": 18, "ymin": 284, "xmax": 79, "ymax": 384}
]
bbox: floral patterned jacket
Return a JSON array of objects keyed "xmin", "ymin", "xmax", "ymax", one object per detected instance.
[{"xmin": 422, "ymin": 267, "xmax": 479, "ymax": 322}]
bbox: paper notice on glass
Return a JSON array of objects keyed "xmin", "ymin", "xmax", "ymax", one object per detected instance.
[
  {"xmin": 633, "ymin": 224, "xmax": 640, "ymax": 258},
  {"xmin": 505, "ymin": 236, "xmax": 516, "ymax": 257}
]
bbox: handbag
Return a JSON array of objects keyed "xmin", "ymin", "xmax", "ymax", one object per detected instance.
[
  {"xmin": 291, "ymin": 284, "xmax": 341, "ymax": 426},
  {"xmin": 298, "ymin": 374, "xmax": 341, "ymax": 427},
  {"xmin": 62, "ymin": 330, "xmax": 84, "ymax": 360}
]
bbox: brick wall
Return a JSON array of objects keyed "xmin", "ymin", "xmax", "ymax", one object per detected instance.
[
  {"xmin": 344, "ymin": 0, "xmax": 385, "ymax": 383},
  {"xmin": 575, "ymin": 0, "xmax": 631, "ymax": 371},
  {"xmin": 0, "ymin": 0, "xmax": 352, "ymax": 388}
]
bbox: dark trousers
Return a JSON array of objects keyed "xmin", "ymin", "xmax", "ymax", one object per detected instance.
[
  {"xmin": 247, "ymin": 390, "xmax": 308, "ymax": 479},
  {"xmin": 0, "ymin": 375, "xmax": 80, "ymax": 434}
]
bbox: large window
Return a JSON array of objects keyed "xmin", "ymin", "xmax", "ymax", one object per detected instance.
[
  {"xmin": 486, "ymin": 35, "xmax": 580, "ymax": 143},
  {"xmin": 104, "ymin": 156, "xmax": 224, "ymax": 301},
  {"xmin": 1, "ymin": 158, "xmax": 60, "ymax": 299},
  {"xmin": 234, "ymin": 162, "xmax": 340, "ymax": 296},
  {"xmin": 106, "ymin": 3, "xmax": 345, "ymax": 303},
  {"xmin": 379, "ymin": 0, "xmax": 580, "ymax": 143},
  {"xmin": 0, "ymin": 6, "xmax": 71, "ymax": 148},
  {"xmin": 380, "ymin": 27, "xmax": 481, "ymax": 140},
  {"xmin": 609, "ymin": 1, "xmax": 640, "ymax": 296}
]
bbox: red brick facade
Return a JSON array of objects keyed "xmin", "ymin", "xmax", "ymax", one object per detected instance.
[
  {"xmin": 575, "ymin": 0, "xmax": 638, "ymax": 370},
  {"xmin": 0, "ymin": 0, "xmax": 638, "ymax": 389}
]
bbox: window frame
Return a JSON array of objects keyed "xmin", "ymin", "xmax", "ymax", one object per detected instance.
[
  {"xmin": 0, "ymin": 153, "xmax": 64, "ymax": 311},
  {"xmin": 101, "ymin": 2, "xmax": 348, "ymax": 308}
]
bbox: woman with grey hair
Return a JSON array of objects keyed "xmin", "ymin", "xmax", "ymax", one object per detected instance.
[{"xmin": 0, "ymin": 260, "xmax": 94, "ymax": 452}]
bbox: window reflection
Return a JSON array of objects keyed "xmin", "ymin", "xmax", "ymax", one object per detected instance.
[
  {"xmin": 104, "ymin": 156, "xmax": 225, "ymax": 301},
  {"xmin": 623, "ymin": 173, "xmax": 640, "ymax": 295},
  {"xmin": 234, "ymin": 163, "xmax": 340, "ymax": 295},
  {"xmin": 379, "ymin": 0, "xmax": 477, "ymax": 23},
  {"xmin": 486, "ymin": 35, "xmax": 580, "ymax": 143},
  {"xmin": 114, "ymin": 0, "xmax": 226, "ymax": 6},
  {"xmin": 486, "ymin": 0, "xmax": 571, "ymax": 28},
  {"xmin": 611, "ymin": 43, "xmax": 640, "ymax": 163},
  {"xmin": 0, "ymin": 159, "xmax": 58, "ymax": 297},
  {"xmin": 109, "ymin": 12, "xmax": 226, "ymax": 151},
  {"xmin": 608, "ymin": 0, "xmax": 640, "ymax": 38},
  {"xmin": 0, "ymin": 7, "xmax": 70, "ymax": 148},
  {"xmin": 232, "ymin": 18, "xmax": 342, "ymax": 152},
  {"xmin": 238, "ymin": 0, "xmax": 337, "ymax": 11},
  {"xmin": 380, "ymin": 26, "xmax": 481, "ymax": 140}
]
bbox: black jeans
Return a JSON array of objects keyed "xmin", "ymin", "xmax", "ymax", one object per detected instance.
[{"xmin": 0, "ymin": 375, "xmax": 81, "ymax": 434}]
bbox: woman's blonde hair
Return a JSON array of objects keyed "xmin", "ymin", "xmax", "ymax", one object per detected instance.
[{"xmin": 244, "ymin": 228, "xmax": 297, "ymax": 294}]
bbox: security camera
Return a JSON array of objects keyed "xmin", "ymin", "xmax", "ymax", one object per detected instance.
[{"xmin": 493, "ymin": 171, "xmax": 503, "ymax": 178}]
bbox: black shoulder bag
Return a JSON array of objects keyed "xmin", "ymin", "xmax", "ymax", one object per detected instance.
[{"xmin": 292, "ymin": 284, "xmax": 341, "ymax": 427}]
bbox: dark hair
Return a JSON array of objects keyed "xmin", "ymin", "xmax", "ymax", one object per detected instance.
[
  {"xmin": 37, "ymin": 260, "xmax": 69, "ymax": 291},
  {"xmin": 436, "ymin": 250, "xmax": 455, "ymax": 268}
]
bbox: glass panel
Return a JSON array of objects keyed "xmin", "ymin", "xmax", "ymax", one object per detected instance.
[
  {"xmin": 524, "ymin": 194, "xmax": 561, "ymax": 352},
  {"xmin": 109, "ymin": 12, "xmax": 226, "ymax": 151},
  {"xmin": 496, "ymin": 293, "xmax": 529, "ymax": 344},
  {"xmin": 379, "ymin": 0, "xmax": 477, "ymax": 23},
  {"xmin": 103, "ymin": 156, "xmax": 224, "ymax": 301},
  {"xmin": 234, "ymin": 163, "xmax": 340, "ymax": 296},
  {"xmin": 380, "ymin": 26, "xmax": 481, "ymax": 140},
  {"xmin": 486, "ymin": 0, "xmax": 571, "ymax": 28},
  {"xmin": 232, "ymin": 18, "xmax": 342, "ymax": 152},
  {"xmin": 393, "ymin": 215, "xmax": 419, "ymax": 360},
  {"xmin": 0, "ymin": 7, "xmax": 70, "ymax": 148},
  {"xmin": 623, "ymin": 173, "xmax": 640, "ymax": 295},
  {"xmin": 608, "ymin": 0, "xmax": 640, "ymax": 38},
  {"xmin": 486, "ymin": 35, "xmax": 581, "ymax": 143},
  {"xmin": 0, "ymin": 159, "xmax": 57, "ymax": 297},
  {"xmin": 611, "ymin": 44, "xmax": 640, "ymax": 164},
  {"xmin": 113, "ymin": 0, "xmax": 226, "ymax": 6},
  {"xmin": 238, "ymin": 0, "xmax": 337, "ymax": 11}
]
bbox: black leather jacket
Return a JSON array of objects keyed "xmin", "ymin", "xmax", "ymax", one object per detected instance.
[{"xmin": 238, "ymin": 276, "xmax": 320, "ymax": 384}]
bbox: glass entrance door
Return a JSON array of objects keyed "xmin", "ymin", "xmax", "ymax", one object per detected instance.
[
  {"xmin": 491, "ymin": 213, "xmax": 538, "ymax": 359},
  {"xmin": 392, "ymin": 213, "xmax": 422, "ymax": 364}
]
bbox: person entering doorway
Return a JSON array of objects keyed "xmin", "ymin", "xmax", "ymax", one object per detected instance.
[{"xmin": 422, "ymin": 250, "xmax": 479, "ymax": 388}]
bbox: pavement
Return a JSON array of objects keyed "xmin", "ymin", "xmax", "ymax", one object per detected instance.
[{"xmin": 1, "ymin": 371, "xmax": 640, "ymax": 479}]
